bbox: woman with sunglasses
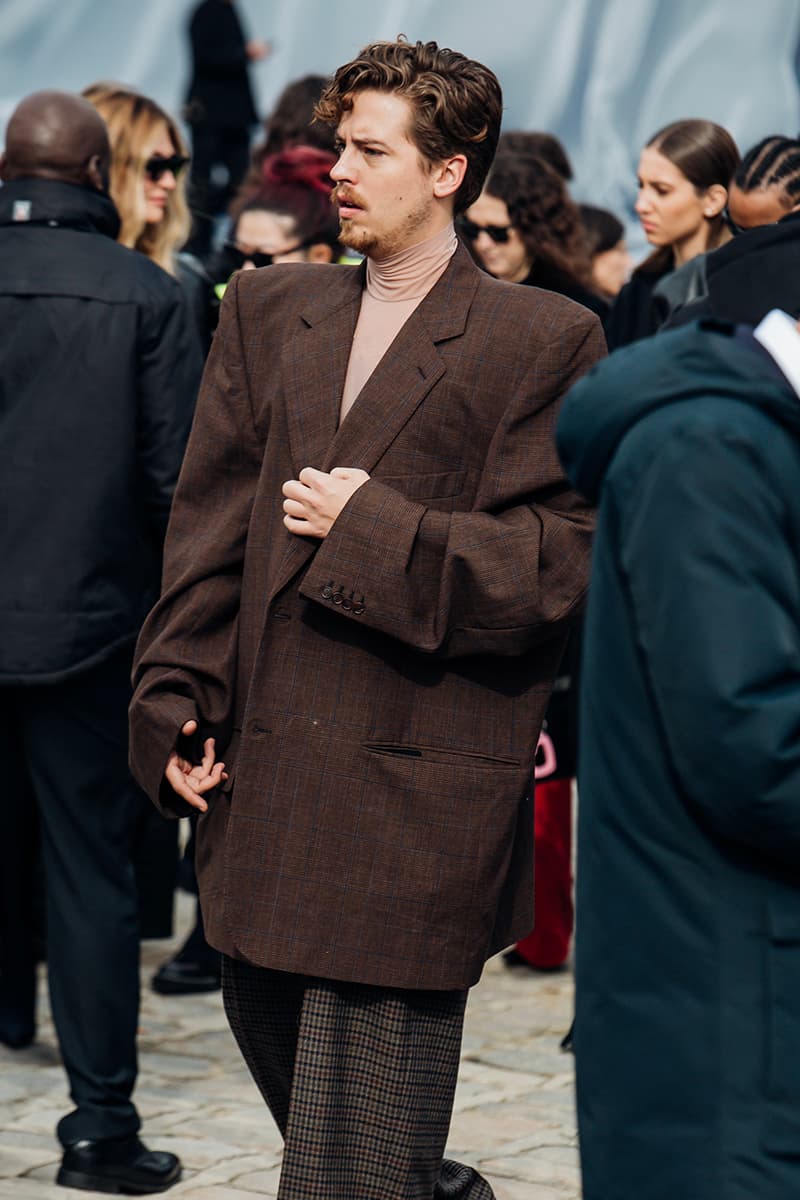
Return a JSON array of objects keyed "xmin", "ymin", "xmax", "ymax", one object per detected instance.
[
  {"xmin": 461, "ymin": 150, "xmax": 608, "ymax": 319},
  {"xmin": 83, "ymin": 83, "xmax": 214, "ymax": 351},
  {"xmin": 212, "ymin": 145, "xmax": 342, "ymax": 295},
  {"xmin": 606, "ymin": 118, "xmax": 739, "ymax": 350}
]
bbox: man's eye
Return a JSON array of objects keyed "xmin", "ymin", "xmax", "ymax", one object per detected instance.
[
  {"xmin": 334, "ymin": 141, "xmax": 345, "ymax": 155},
  {"xmin": 363, "ymin": 146, "xmax": 382, "ymax": 157}
]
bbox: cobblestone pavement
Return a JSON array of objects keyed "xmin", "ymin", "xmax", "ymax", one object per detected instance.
[{"xmin": 0, "ymin": 894, "xmax": 580, "ymax": 1199}]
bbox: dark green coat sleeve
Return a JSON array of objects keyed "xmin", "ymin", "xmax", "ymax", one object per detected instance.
[{"xmin": 618, "ymin": 420, "xmax": 800, "ymax": 867}]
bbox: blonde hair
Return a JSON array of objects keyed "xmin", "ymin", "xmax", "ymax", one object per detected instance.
[{"xmin": 82, "ymin": 83, "xmax": 191, "ymax": 274}]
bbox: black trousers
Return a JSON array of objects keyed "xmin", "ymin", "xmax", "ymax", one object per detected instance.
[
  {"xmin": 0, "ymin": 649, "xmax": 143, "ymax": 1145},
  {"xmin": 222, "ymin": 958, "xmax": 495, "ymax": 1200}
]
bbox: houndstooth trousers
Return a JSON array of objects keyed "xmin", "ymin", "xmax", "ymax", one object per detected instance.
[{"xmin": 222, "ymin": 957, "xmax": 496, "ymax": 1200}]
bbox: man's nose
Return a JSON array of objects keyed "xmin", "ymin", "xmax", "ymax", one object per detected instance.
[{"xmin": 330, "ymin": 148, "xmax": 354, "ymax": 182}]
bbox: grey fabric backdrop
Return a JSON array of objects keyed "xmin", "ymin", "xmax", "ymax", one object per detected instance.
[{"xmin": 1, "ymin": 0, "xmax": 799, "ymax": 247}]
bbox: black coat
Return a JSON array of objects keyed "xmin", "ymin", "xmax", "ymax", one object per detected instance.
[
  {"xmin": 604, "ymin": 264, "xmax": 669, "ymax": 350},
  {"xmin": 558, "ymin": 321, "xmax": 800, "ymax": 1200},
  {"xmin": 185, "ymin": 0, "xmax": 258, "ymax": 129},
  {"xmin": 0, "ymin": 179, "xmax": 200, "ymax": 684},
  {"xmin": 663, "ymin": 210, "xmax": 800, "ymax": 328}
]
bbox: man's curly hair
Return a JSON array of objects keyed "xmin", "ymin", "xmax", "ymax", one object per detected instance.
[{"xmin": 315, "ymin": 37, "xmax": 502, "ymax": 214}]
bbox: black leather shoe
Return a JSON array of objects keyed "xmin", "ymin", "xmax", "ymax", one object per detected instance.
[
  {"xmin": 151, "ymin": 954, "xmax": 221, "ymax": 995},
  {"xmin": 57, "ymin": 1134, "xmax": 181, "ymax": 1194}
]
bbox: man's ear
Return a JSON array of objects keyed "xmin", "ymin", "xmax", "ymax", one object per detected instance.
[
  {"xmin": 432, "ymin": 154, "xmax": 468, "ymax": 202},
  {"xmin": 86, "ymin": 153, "xmax": 110, "ymax": 193}
]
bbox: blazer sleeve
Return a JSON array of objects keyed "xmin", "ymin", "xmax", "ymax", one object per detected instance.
[
  {"xmin": 129, "ymin": 273, "xmax": 262, "ymax": 810},
  {"xmin": 619, "ymin": 421, "xmax": 800, "ymax": 867},
  {"xmin": 299, "ymin": 315, "xmax": 604, "ymax": 658}
]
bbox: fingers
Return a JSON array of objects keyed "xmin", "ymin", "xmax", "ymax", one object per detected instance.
[
  {"xmin": 282, "ymin": 478, "xmax": 310, "ymax": 502},
  {"xmin": 282, "ymin": 496, "xmax": 308, "ymax": 518},
  {"xmin": 165, "ymin": 756, "xmax": 209, "ymax": 813},
  {"xmin": 201, "ymin": 736, "xmax": 215, "ymax": 776},
  {"xmin": 181, "ymin": 718, "xmax": 198, "ymax": 735},
  {"xmin": 284, "ymin": 513, "xmax": 316, "ymax": 535},
  {"xmin": 298, "ymin": 466, "xmax": 327, "ymax": 488},
  {"xmin": 164, "ymin": 742, "xmax": 228, "ymax": 814}
]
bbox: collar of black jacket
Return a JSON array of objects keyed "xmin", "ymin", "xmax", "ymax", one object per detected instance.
[{"xmin": 0, "ymin": 177, "xmax": 121, "ymax": 240}]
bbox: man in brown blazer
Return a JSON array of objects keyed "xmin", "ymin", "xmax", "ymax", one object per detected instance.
[{"xmin": 130, "ymin": 37, "xmax": 604, "ymax": 1200}]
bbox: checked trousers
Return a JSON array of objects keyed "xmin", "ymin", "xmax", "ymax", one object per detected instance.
[{"xmin": 222, "ymin": 958, "xmax": 495, "ymax": 1200}]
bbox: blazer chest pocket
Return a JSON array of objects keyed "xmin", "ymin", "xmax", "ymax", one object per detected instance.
[
  {"xmin": 376, "ymin": 468, "xmax": 467, "ymax": 505},
  {"xmin": 763, "ymin": 898, "xmax": 800, "ymax": 1153}
]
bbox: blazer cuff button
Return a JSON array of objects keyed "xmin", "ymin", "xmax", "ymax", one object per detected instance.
[{"xmin": 321, "ymin": 582, "xmax": 334, "ymax": 599}]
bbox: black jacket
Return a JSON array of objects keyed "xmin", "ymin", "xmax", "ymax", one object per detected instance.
[
  {"xmin": 558, "ymin": 321, "xmax": 800, "ymax": 1200},
  {"xmin": 185, "ymin": 0, "xmax": 258, "ymax": 129},
  {"xmin": 0, "ymin": 178, "xmax": 200, "ymax": 684},
  {"xmin": 662, "ymin": 209, "xmax": 800, "ymax": 328},
  {"xmin": 603, "ymin": 264, "xmax": 672, "ymax": 349}
]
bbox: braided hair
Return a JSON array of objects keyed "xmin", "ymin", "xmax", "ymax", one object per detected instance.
[{"xmin": 734, "ymin": 135, "xmax": 800, "ymax": 206}]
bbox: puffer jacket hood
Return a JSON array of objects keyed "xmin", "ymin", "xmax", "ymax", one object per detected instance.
[{"xmin": 557, "ymin": 318, "xmax": 800, "ymax": 503}]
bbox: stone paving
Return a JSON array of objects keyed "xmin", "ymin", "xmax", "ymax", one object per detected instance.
[{"xmin": 0, "ymin": 893, "xmax": 580, "ymax": 1199}]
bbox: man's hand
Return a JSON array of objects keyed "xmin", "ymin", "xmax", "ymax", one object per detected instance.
[
  {"xmin": 282, "ymin": 467, "xmax": 369, "ymax": 538},
  {"xmin": 164, "ymin": 719, "xmax": 227, "ymax": 813}
]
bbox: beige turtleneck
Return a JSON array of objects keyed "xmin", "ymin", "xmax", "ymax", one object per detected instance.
[{"xmin": 340, "ymin": 222, "xmax": 458, "ymax": 423}]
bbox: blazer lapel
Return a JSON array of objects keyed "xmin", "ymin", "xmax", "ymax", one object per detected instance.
[
  {"xmin": 271, "ymin": 242, "xmax": 481, "ymax": 600},
  {"xmin": 272, "ymin": 266, "xmax": 363, "ymax": 597},
  {"xmin": 323, "ymin": 241, "xmax": 482, "ymax": 473},
  {"xmin": 282, "ymin": 262, "xmax": 364, "ymax": 477}
]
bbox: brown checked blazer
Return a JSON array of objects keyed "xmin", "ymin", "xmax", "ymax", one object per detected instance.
[{"xmin": 129, "ymin": 241, "xmax": 605, "ymax": 991}]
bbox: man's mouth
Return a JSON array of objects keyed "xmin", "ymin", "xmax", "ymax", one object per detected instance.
[{"xmin": 334, "ymin": 190, "xmax": 364, "ymax": 217}]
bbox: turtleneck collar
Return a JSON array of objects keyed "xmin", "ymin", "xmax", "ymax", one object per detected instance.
[{"xmin": 365, "ymin": 222, "xmax": 457, "ymax": 302}]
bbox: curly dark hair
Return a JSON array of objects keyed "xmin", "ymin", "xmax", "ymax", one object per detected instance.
[
  {"xmin": 498, "ymin": 130, "xmax": 573, "ymax": 181},
  {"xmin": 315, "ymin": 36, "xmax": 502, "ymax": 214},
  {"xmin": 485, "ymin": 151, "xmax": 593, "ymax": 285}
]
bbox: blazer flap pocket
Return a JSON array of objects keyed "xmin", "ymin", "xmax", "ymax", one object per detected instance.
[{"xmin": 375, "ymin": 468, "xmax": 466, "ymax": 501}]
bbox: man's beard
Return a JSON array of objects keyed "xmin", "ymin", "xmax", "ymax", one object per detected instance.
[{"xmin": 339, "ymin": 194, "xmax": 436, "ymax": 260}]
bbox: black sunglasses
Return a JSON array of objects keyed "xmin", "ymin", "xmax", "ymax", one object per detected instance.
[
  {"xmin": 223, "ymin": 238, "xmax": 312, "ymax": 270},
  {"xmin": 144, "ymin": 154, "xmax": 190, "ymax": 183},
  {"xmin": 458, "ymin": 217, "xmax": 513, "ymax": 244},
  {"xmin": 722, "ymin": 204, "xmax": 744, "ymax": 236}
]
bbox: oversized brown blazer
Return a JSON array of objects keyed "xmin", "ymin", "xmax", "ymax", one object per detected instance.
[{"xmin": 129, "ymin": 241, "xmax": 605, "ymax": 991}]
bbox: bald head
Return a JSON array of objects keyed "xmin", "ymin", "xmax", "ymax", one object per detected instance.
[{"xmin": 1, "ymin": 90, "xmax": 110, "ymax": 190}]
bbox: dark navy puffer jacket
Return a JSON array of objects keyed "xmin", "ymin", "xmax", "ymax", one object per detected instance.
[{"xmin": 558, "ymin": 320, "xmax": 800, "ymax": 1200}]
